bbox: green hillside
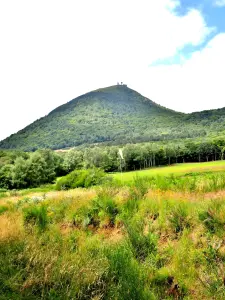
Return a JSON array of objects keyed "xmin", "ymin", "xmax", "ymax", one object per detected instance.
[{"xmin": 1, "ymin": 85, "xmax": 225, "ymax": 151}]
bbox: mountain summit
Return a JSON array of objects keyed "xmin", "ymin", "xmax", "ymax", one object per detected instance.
[{"xmin": 1, "ymin": 85, "xmax": 225, "ymax": 150}]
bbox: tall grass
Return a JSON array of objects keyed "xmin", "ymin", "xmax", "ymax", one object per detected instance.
[
  {"xmin": 23, "ymin": 205, "xmax": 49, "ymax": 232},
  {"xmin": 199, "ymin": 199, "xmax": 225, "ymax": 236},
  {"xmin": 115, "ymin": 171, "xmax": 225, "ymax": 193},
  {"xmin": 1, "ymin": 182, "xmax": 225, "ymax": 299}
]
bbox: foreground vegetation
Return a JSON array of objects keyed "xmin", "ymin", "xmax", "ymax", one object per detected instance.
[{"xmin": 1, "ymin": 172, "xmax": 225, "ymax": 299}]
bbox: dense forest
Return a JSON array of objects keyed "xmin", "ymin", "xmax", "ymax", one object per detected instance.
[
  {"xmin": 1, "ymin": 138, "xmax": 225, "ymax": 190},
  {"xmin": 1, "ymin": 85, "xmax": 225, "ymax": 151}
]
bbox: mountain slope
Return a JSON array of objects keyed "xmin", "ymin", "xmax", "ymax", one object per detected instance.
[{"xmin": 1, "ymin": 85, "xmax": 225, "ymax": 151}]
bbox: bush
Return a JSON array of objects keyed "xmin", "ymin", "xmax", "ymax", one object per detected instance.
[
  {"xmin": 151, "ymin": 271, "xmax": 187, "ymax": 299},
  {"xmin": 0, "ymin": 188, "xmax": 7, "ymax": 199},
  {"xmin": 199, "ymin": 200, "xmax": 225, "ymax": 234},
  {"xmin": 0, "ymin": 205, "xmax": 8, "ymax": 215},
  {"xmin": 167, "ymin": 202, "xmax": 192, "ymax": 234},
  {"xmin": 71, "ymin": 205, "xmax": 99, "ymax": 228},
  {"xmin": 0, "ymin": 192, "xmax": 7, "ymax": 199},
  {"xmin": 55, "ymin": 168, "xmax": 107, "ymax": 190},
  {"xmin": 104, "ymin": 243, "xmax": 153, "ymax": 300},
  {"xmin": 71, "ymin": 195, "xmax": 119, "ymax": 229},
  {"xmin": 125, "ymin": 219, "xmax": 158, "ymax": 261},
  {"xmin": 23, "ymin": 205, "xmax": 49, "ymax": 231},
  {"xmin": 131, "ymin": 175, "xmax": 149, "ymax": 199}
]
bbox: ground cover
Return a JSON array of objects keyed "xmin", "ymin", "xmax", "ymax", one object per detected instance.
[
  {"xmin": 113, "ymin": 161, "xmax": 225, "ymax": 182},
  {"xmin": 1, "ymin": 168, "xmax": 225, "ymax": 299}
]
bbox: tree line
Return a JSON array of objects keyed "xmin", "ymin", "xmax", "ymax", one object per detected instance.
[{"xmin": 1, "ymin": 138, "xmax": 225, "ymax": 190}]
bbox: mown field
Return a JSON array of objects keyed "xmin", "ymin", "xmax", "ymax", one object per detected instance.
[
  {"xmin": 1, "ymin": 162, "xmax": 225, "ymax": 299},
  {"xmin": 113, "ymin": 161, "xmax": 225, "ymax": 182}
]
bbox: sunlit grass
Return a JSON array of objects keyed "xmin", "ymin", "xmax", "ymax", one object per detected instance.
[
  {"xmin": 113, "ymin": 160, "xmax": 225, "ymax": 182},
  {"xmin": 1, "ymin": 166, "xmax": 225, "ymax": 299}
]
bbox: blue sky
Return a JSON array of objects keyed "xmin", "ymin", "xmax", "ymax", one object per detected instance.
[
  {"xmin": 153, "ymin": 0, "xmax": 225, "ymax": 64},
  {"xmin": 177, "ymin": 0, "xmax": 225, "ymax": 29},
  {"xmin": 0, "ymin": 0, "xmax": 225, "ymax": 140},
  {"xmin": 178, "ymin": 0, "xmax": 225, "ymax": 36}
]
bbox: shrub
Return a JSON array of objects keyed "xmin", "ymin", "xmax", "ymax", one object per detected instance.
[
  {"xmin": 56, "ymin": 168, "xmax": 107, "ymax": 190},
  {"xmin": 167, "ymin": 202, "xmax": 192, "ymax": 234},
  {"xmin": 151, "ymin": 271, "xmax": 187, "ymax": 299},
  {"xmin": 95, "ymin": 197, "xmax": 119, "ymax": 227},
  {"xmin": 131, "ymin": 175, "xmax": 149, "ymax": 199},
  {"xmin": 23, "ymin": 205, "xmax": 49, "ymax": 231},
  {"xmin": 9, "ymin": 189, "xmax": 18, "ymax": 197},
  {"xmin": 71, "ymin": 205, "xmax": 99, "ymax": 228},
  {"xmin": 0, "ymin": 192, "xmax": 7, "ymax": 199},
  {"xmin": 104, "ymin": 243, "xmax": 153, "ymax": 299},
  {"xmin": 199, "ymin": 200, "xmax": 225, "ymax": 234},
  {"xmin": 71, "ymin": 195, "xmax": 119, "ymax": 229},
  {"xmin": 125, "ymin": 219, "xmax": 158, "ymax": 261},
  {"xmin": 0, "ymin": 205, "xmax": 8, "ymax": 215}
]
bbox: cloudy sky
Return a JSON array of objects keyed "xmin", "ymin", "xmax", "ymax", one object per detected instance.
[{"xmin": 0, "ymin": 0, "xmax": 225, "ymax": 141}]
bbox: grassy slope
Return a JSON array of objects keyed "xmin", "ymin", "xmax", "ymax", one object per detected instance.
[
  {"xmin": 1, "ymin": 85, "xmax": 225, "ymax": 150},
  {"xmin": 113, "ymin": 160, "xmax": 225, "ymax": 182},
  {"xmin": 1, "ymin": 170, "xmax": 225, "ymax": 299}
]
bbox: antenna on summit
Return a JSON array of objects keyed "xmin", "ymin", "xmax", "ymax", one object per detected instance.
[{"xmin": 117, "ymin": 82, "xmax": 127, "ymax": 87}]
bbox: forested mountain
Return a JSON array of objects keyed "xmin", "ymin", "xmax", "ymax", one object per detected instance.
[{"xmin": 1, "ymin": 85, "xmax": 225, "ymax": 151}]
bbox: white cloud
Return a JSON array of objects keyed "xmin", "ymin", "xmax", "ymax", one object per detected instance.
[
  {"xmin": 136, "ymin": 33, "xmax": 225, "ymax": 113},
  {"xmin": 213, "ymin": 0, "xmax": 225, "ymax": 7},
  {"xmin": 0, "ymin": 0, "xmax": 218, "ymax": 140}
]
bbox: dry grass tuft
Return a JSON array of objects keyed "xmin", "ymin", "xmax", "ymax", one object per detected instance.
[
  {"xmin": 97, "ymin": 227, "xmax": 124, "ymax": 243},
  {"xmin": 0, "ymin": 212, "xmax": 23, "ymax": 241}
]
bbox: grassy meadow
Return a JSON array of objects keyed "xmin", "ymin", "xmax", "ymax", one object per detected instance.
[
  {"xmin": 1, "ymin": 162, "xmax": 225, "ymax": 299},
  {"xmin": 113, "ymin": 160, "xmax": 225, "ymax": 182}
]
